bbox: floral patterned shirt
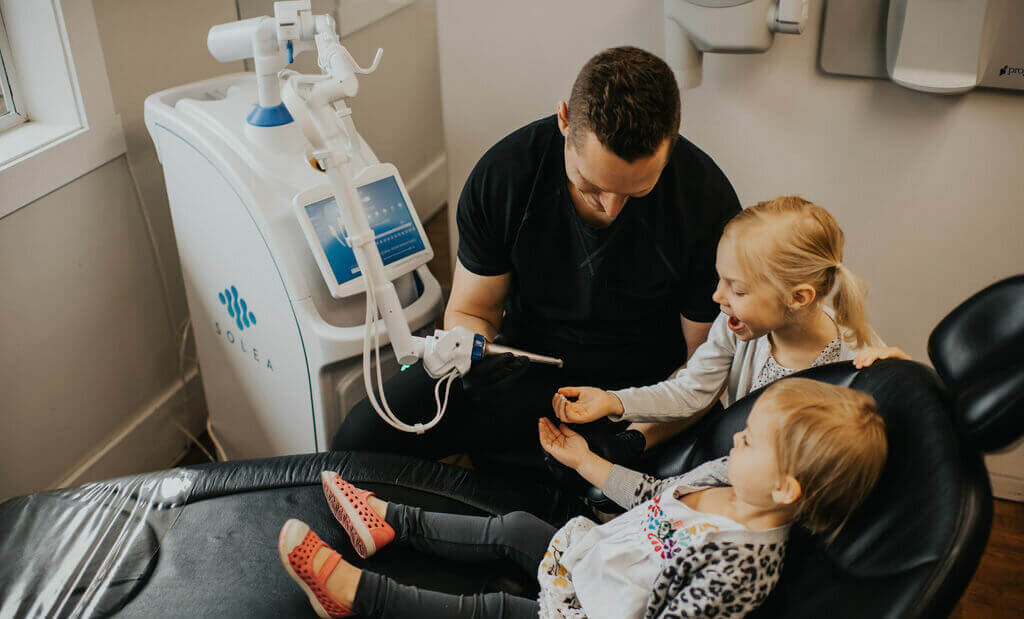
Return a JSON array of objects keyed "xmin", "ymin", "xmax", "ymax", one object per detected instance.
[{"xmin": 538, "ymin": 458, "xmax": 790, "ymax": 619}]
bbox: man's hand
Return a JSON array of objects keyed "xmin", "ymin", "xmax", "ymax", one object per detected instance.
[
  {"xmin": 853, "ymin": 346, "xmax": 911, "ymax": 369},
  {"xmin": 538, "ymin": 418, "xmax": 591, "ymax": 471},
  {"xmin": 552, "ymin": 386, "xmax": 624, "ymax": 424},
  {"xmin": 461, "ymin": 352, "xmax": 530, "ymax": 395}
]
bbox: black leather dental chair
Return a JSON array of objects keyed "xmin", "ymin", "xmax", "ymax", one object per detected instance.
[{"xmin": 1, "ymin": 275, "xmax": 1021, "ymax": 618}]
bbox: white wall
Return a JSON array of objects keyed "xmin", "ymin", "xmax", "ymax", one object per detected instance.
[{"xmin": 436, "ymin": 0, "xmax": 1024, "ymax": 499}]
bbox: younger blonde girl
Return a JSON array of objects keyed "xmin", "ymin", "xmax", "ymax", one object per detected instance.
[{"xmin": 553, "ymin": 195, "xmax": 908, "ymax": 427}]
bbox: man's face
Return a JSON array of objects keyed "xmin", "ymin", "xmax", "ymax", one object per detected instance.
[{"xmin": 558, "ymin": 104, "xmax": 672, "ymax": 227}]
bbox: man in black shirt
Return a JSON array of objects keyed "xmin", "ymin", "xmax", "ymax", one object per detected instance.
[{"xmin": 332, "ymin": 47, "xmax": 740, "ymax": 472}]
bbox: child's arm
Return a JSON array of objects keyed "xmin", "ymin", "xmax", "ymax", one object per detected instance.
[
  {"xmin": 550, "ymin": 313, "xmax": 736, "ymax": 425},
  {"xmin": 538, "ymin": 418, "xmax": 613, "ymax": 488},
  {"xmin": 605, "ymin": 312, "xmax": 737, "ymax": 423},
  {"xmin": 600, "ymin": 457, "xmax": 731, "ymax": 511}
]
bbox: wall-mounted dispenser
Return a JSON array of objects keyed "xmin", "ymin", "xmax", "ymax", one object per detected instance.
[
  {"xmin": 822, "ymin": 0, "xmax": 1023, "ymax": 95},
  {"xmin": 886, "ymin": 0, "xmax": 989, "ymax": 94},
  {"xmin": 663, "ymin": 0, "xmax": 809, "ymax": 89}
]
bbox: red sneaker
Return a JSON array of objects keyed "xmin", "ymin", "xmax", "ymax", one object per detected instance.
[
  {"xmin": 277, "ymin": 519, "xmax": 356, "ymax": 618},
  {"xmin": 321, "ymin": 471, "xmax": 395, "ymax": 559}
]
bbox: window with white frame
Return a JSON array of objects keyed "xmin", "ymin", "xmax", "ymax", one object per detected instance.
[
  {"xmin": 0, "ymin": 0, "xmax": 124, "ymax": 218},
  {"xmin": 0, "ymin": 9, "xmax": 25, "ymax": 132}
]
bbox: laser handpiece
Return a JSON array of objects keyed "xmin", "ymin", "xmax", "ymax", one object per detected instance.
[{"xmin": 482, "ymin": 341, "xmax": 564, "ymax": 368}]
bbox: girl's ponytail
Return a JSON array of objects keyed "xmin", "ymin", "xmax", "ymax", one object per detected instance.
[
  {"xmin": 831, "ymin": 264, "xmax": 873, "ymax": 349},
  {"xmin": 725, "ymin": 196, "xmax": 877, "ymax": 350}
]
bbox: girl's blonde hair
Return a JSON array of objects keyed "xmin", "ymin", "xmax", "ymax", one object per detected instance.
[
  {"xmin": 723, "ymin": 196, "xmax": 873, "ymax": 348},
  {"xmin": 762, "ymin": 377, "xmax": 887, "ymax": 544}
]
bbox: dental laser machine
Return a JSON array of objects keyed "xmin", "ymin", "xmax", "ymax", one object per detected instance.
[{"xmin": 145, "ymin": 2, "xmax": 558, "ymax": 458}]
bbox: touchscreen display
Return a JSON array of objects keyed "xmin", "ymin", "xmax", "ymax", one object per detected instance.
[{"xmin": 304, "ymin": 176, "xmax": 426, "ymax": 285}]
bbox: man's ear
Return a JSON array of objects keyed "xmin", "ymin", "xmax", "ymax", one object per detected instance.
[
  {"xmin": 556, "ymin": 101, "xmax": 569, "ymax": 136},
  {"xmin": 788, "ymin": 284, "xmax": 817, "ymax": 312},
  {"xmin": 772, "ymin": 475, "xmax": 802, "ymax": 506}
]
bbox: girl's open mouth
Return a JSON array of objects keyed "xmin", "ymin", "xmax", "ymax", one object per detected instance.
[{"xmin": 727, "ymin": 315, "xmax": 744, "ymax": 332}]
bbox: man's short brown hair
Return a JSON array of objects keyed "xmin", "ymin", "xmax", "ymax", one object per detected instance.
[{"xmin": 567, "ymin": 46, "xmax": 681, "ymax": 162}]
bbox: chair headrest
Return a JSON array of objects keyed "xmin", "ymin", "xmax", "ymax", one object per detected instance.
[
  {"xmin": 928, "ymin": 274, "xmax": 1024, "ymax": 451},
  {"xmin": 684, "ymin": 360, "xmax": 991, "ymax": 617}
]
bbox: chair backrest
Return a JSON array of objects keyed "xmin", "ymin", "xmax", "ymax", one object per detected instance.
[
  {"xmin": 929, "ymin": 274, "xmax": 1024, "ymax": 451},
  {"xmin": 681, "ymin": 360, "xmax": 992, "ymax": 619}
]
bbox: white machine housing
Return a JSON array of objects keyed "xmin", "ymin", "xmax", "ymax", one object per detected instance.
[{"xmin": 144, "ymin": 74, "xmax": 442, "ymax": 459}]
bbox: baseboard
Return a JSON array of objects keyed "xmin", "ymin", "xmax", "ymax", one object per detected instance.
[
  {"xmin": 990, "ymin": 472, "xmax": 1024, "ymax": 503},
  {"xmin": 406, "ymin": 153, "xmax": 448, "ymax": 223},
  {"xmin": 51, "ymin": 367, "xmax": 207, "ymax": 489}
]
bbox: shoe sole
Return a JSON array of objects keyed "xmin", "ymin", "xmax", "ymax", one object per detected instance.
[
  {"xmin": 322, "ymin": 472, "xmax": 376, "ymax": 559},
  {"xmin": 278, "ymin": 519, "xmax": 332, "ymax": 619}
]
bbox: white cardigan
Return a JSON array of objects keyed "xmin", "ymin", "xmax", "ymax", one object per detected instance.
[{"xmin": 609, "ymin": 310, "xmax": 872, "ymax": 423}]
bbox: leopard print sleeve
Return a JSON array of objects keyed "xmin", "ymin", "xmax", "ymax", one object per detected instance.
[
  {"xmin": 601, "ymin": 457, "xmax": 732, "ymax": 511},
  {"xmin": 601, "ymin": 466, "xmax": 677, "ymax": 510},
  {"xmin": 645, "ymin": 539, "xmax": 787, "ymax": 619}
]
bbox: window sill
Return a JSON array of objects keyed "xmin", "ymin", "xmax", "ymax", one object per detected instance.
[
  {"xmin": 0, "ymin": 121, "xmax": 79, "ymax": 167},
  {"xmin": 0, "ymin": 115, "xmax": 125, "ymax": 219},
  {"xmin": 0, "ymin": 0, "xmax": 126, "ymax": 220}
]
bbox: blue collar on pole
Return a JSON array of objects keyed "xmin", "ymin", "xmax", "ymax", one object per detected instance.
[{"xmin": 247, "ymin": 103, "xmax": 293, "ymax": 127}]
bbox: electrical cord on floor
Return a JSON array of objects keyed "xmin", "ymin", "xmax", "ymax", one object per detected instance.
[
  {"xmin": 170, "ymin": 417, "xmax": 216, "ymax": 464},
  {"xmin": 171, "ymin": 318, "xmax": 217, "ymax": 463}
]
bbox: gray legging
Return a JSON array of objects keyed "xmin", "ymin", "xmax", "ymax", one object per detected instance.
[{"xmin": 352, "ymin": 503, "xmax": 556, "ymax": 619}]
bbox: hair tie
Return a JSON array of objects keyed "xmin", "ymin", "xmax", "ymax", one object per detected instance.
[{"xmin": 834, "ymin": 262, "xmax": 843, "ymax": 271}]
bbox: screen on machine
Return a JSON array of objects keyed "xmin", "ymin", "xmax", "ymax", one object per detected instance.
[{"xmin": 304, "ymin": 176, "xmax": 426, "ymax": 285}]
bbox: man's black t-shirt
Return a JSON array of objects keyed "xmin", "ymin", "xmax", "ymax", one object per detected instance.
[{"xmin": 456, "ymin": 115, "xmax": 740, "ymax": 389}]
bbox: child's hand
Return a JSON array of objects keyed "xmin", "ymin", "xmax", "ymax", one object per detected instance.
[
  {"xmin": 552, "ymin": 386, "xmax": 624, "ymax": 424},
  {"xmin": 853, "ymin": 346, "xmax": 911, "ymax": 369},
  {"xmin": 538, "ymin": 417, "xmax": 591, "ymax": 471}
]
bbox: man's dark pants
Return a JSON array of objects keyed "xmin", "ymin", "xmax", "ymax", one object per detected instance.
[{"xmin": 330, "ymin": 362, "xmax": 619, "ymax": 476}]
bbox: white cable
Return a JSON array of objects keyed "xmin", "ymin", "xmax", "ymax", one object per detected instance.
[
  {"xmin": 358, "ymin": 255, "xmax": 453, "ymax": 434},
  {"xmin": 206, "ymin": 419, "xmax": 229, "ymax": 462},
  {"xmin": 434, "ymin": 369, "xmax": 458, "ymax": 416},
  {"xmin": 177, "ymin": 319, "xmax": 194, "ymax": 381},
  {"xmin": 170, "ymin": 418, "xmax": 216, "ymax": 463}
]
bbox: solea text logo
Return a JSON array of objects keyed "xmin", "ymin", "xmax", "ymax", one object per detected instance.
[
  {"xmin": 999, "ymin": 65, "xmax": 1024, "ymax": 77},
  {"xmin": 219, "ymin": 285, "xmax": 257, "ymax": 330},
  {"xmin": 215, "ymin": 285, "xmax": 273, "ymax": 371}
]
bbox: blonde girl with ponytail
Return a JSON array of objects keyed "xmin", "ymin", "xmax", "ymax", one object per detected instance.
[{"xmin": 550, "ymin": 195, "xmax": 909, "ymax": 434}]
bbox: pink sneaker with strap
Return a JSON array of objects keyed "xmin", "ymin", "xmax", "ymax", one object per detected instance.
[
  {"xmin": 277, "ymin": 519, "xmax": 356, "ymax": 618},
  {"xmin": 321, "ymin": 471, "xmax": 395, "ymax": 559}
]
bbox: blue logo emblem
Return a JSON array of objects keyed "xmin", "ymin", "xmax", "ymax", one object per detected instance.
[{"xmin": 219, "ymin": 285, "xmax": 257, "ymax": 331}]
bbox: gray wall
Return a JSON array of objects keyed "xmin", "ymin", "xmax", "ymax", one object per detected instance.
[
  {"xmin": 436, "ymin": 0, "xmax": 1024, "ymax": 498},
  {"xmin": 0, "ymin": 0, "xmax": 240, "ymax": 500}
]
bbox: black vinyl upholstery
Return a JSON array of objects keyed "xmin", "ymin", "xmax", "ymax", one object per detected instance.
[
  {"xmin": 928, "ymin": 274, "xmax": 1024, "ymax": 451},
  {"xmin": 0, "ymin": 453, "xmax": 578, "ymax": 618},
  {"xmin": 1, "ymin": 275, "xmax": 1020, "ymax": 618}
]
